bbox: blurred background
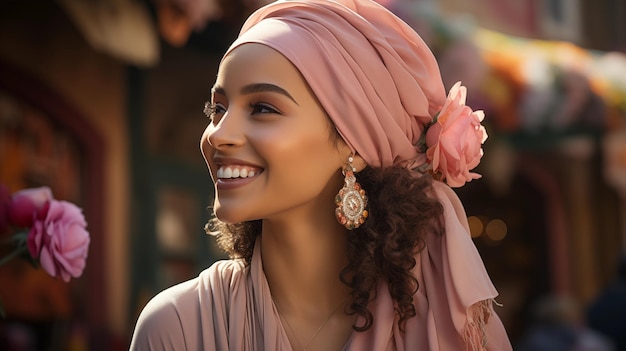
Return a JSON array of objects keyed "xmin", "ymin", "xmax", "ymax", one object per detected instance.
[{"xmin": 0, "ymin": 0, "xmax": 625, "ymax": 350}]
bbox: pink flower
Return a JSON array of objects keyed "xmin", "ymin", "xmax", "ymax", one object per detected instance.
[
  {"xmin": 27, "ymin": 200, "xmax": 90, "ymax": 282},
  {"xmin": 425, "ymin": 82, "xmax": 488, "ymax": 187},
  {"xmin": 8, "ymin": 186, "xmax": 53, "ymax": 228}
]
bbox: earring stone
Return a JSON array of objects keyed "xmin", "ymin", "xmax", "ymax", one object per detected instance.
[{"xmin": 335, "ymin": 156, "xmax": 368, "ymax": 230}]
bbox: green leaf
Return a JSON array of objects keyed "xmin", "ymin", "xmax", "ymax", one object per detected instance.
[{"xmin": 0, "ymin": 244, "xmax": 28, "ymax": 267}]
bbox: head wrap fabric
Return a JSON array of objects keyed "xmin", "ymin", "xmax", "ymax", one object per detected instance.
[{"xmin": 224, "ymin": 0, "xmax": 446, "ymax": 168}]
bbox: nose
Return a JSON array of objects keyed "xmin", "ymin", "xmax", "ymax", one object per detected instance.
[{"xmin": 204, "ymin": 110, "xmax": 246, "ymax": 151}]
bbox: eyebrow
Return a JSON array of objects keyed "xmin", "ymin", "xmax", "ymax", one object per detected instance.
[{"xmin": 211, "ymin": 83, "xmax": 299, "ymax": 105}]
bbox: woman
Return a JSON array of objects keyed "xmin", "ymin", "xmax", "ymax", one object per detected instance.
[{"xmin": 130, "ymin": 0, "xmax": 512, "ymax": 350}]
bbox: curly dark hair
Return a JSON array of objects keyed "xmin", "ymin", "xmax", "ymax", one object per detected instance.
[{"xmin": 207, "ymin": 166, "xmax": 444, "ymax": 332}]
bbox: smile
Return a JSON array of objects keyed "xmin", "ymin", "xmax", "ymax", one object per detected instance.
[{"xmin": 216, "ymin": 165, "xmax": 263, "ymax": 179}]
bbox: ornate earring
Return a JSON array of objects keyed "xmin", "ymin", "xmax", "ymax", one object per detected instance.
[{"xmin": 335, "ymin": 156, "xmax": 368, "ymax": 230}]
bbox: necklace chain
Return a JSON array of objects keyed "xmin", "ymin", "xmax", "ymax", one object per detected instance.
[{"xmin": 275, "ymin": 300, "xmax": 344, "ymax": 351}]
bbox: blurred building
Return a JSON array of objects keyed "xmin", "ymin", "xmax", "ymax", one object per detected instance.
[{"xmin": 0, "ymin": 0, "xmax": 624, "ymax": 349}]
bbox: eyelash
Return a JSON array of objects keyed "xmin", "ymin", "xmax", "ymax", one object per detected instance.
[
  {"xmin": 203, "ymin": 101, "xmax": 222, "ymax": 121},
  {"xmin": 202, "ymin": 101, "xmax": 280, "ymax": 121},
  {"xmin": 250, "ymin": 102, "xmax": 279, "ymax": 115}
]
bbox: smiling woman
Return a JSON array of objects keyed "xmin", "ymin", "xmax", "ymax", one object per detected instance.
[{"xmin": 130, "ymin": 1, "xmax": 513, "ymax": 350}]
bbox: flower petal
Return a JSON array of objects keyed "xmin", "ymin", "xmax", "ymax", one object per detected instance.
[
  {"xmin": 24, "ymin": 199, "xmax": 90, "ymax": 281},
  {"xmin": 424, "ymin": 82, "xmax": 487, "ymax": 187}
]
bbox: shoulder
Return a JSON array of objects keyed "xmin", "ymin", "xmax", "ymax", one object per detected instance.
[
  {"xmin": 130, "ymin": 259, "xmax": 247, "ymax": 350},
  {"xmin": 196, "ymin": 258, "xmax": 249, "ymax": 302},
  {"xmin": 200, "ymin": 257, "xmax": 247, "ymax": 287},
  {"xmin": 129, "ymin": 277, "xmax": 198, "ymax": 350}
]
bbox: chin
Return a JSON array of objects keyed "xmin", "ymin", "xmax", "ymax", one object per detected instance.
[{"xmin": 213, "ymin": 206, "xmax": 253, "ymax": 225}]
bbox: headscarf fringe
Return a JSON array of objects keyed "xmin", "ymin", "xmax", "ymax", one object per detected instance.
[{"xmin": 463, "ymin": 298, "xmax": 494, "ymax": 351}]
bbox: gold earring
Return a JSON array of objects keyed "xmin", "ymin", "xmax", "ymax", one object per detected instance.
[{"xmin": 335, "ymin": 156, "xmax": 368, "ymax": 230}]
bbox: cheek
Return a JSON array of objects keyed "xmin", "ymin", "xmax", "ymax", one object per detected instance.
[
  {"xmin": 267, "ymin": 131, "xmax": 320, "ymax": 158},
  {"xmin": 264, "ymin": 131, "xmax": 342, "ymax": 180}
]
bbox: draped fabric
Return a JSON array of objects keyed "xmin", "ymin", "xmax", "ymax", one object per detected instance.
[{"xmin": 130, "ymin": 182, "xmax": 512, "ymax": 350}]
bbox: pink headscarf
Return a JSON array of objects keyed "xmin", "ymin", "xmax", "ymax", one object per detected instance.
[
  {"xmin": 225, "ymin": 0, "xmax": 488, "ymax": 188},
  {"xmin": 226, "ymin": 0, "xmax": 445, "ymax": 169}
]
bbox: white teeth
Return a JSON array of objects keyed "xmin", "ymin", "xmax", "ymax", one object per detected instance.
[
  {"xmin": 216, "ymin": 166, "xmax": 259, "ymax": 179},
  {"xmin": 223, "ymin": 168, "xmax": 232, "ymax": 178}
]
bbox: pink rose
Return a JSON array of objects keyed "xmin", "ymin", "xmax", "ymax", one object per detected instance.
[
  {"xmin": 27, "ymin": 200, "xmax": 90, "ymax": 282},
  {"xmin": 8, "ymin": 186, "xmax": 53, "ymax": 228},
  {"xmin": 425, "ymin": 82, "xmax": 488, "ymax": 187}
]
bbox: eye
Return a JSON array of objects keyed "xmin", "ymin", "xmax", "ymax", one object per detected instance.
[{"xmin": 250, "ymin": 102, "xmax": 280, "ymax": 115}]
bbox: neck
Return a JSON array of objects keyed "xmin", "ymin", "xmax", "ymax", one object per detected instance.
[
  {"xmin": 260, "ymin": 211, "xmax": 357, "ymax": 351},
  {"xmin": 261, "ymin": 216, "xmax": 350, "ymax": 314}
]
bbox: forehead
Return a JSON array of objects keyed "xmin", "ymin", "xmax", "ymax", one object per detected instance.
[{"xmin": 215, "ymin": 43, "xmax": 305, "ymax": 91}]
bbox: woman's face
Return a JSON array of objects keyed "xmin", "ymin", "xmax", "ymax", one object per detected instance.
[{"xmin": 201, "ymin": 43, "xmax": 350, "ymax": 224}]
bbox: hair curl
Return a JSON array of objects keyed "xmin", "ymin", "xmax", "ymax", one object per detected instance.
[{"xmin": 207, "ymin": 166, "xmax": 444, "ymax": 332}]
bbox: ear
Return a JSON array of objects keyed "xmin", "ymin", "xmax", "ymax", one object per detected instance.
[
  {"xmin": 351, "ymin": 154, "xmax": 367, "ymax": 172},
  {"xmin": 335, "ymin": 139, "xmax": 367, "ymax": 171}
]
